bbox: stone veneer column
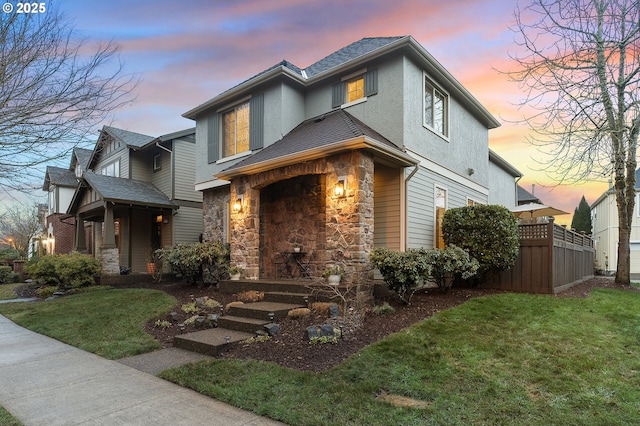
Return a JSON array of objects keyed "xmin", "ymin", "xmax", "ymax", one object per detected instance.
[
  {"xmin": 100, "ymin": 205, "xmax": 120, "ymax": 275},
  {"xmin": 325, "ymin": 151, "xmax": 375, "ymax": 285},
  {"xmin": 202, "ymin": 187, "xmax": 230, "ymax": 243},
  {"xmin": 230, "ymin": 179, "xmax": 260, "ymax": 279}
]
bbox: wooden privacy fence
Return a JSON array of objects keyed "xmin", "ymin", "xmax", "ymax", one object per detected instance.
[{"xmin": 487, "ymin": 219, "xmax": 594, "ymax": 294}]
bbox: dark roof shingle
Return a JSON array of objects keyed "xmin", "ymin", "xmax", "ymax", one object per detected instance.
[{"xmin": 83, "ymin": 171, "xmax": 177, "ymax": 208}]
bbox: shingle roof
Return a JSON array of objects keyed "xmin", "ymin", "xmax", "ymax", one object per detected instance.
[
  {"xmin": 220, "ymin": 109, "xmax": 407, "ymax": 175},
  {"xmin": 73, "ymin": 147, "xmax": 93, "ymax": 169},
  {"xmin": 517, "ymin": 185, "xmax": 541, "ymax": 204},
  {"xmin": 83, "ymin": 171, "xmax": 177, "ymax": 209},
  {"xmin": 102, "ymin": 126, "xmax": 155, "ymax": 149},
  {"xmin": 304, "ymin": 36, "xmax": 405, "ymax": 77},
  {"xmin": 43, "ymin": 166, "xmax": 77, "ymax": 190}
]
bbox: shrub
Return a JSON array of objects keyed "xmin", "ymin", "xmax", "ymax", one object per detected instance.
[
  {"xmin": 426, "ymin": 245, "xmax": 479, "ymax": 293},
  {"xmin": 369, "ymin": 247, "xmax": 431, "ymax": 305},
  {"xmin": 310, "ymin": 302, "xmax": 335, "ymax": 315},
  {"xmin": 156, "ymin": 242, "xmax": 230, "ymax": 284},
  {"xmin": 372, "ymin": 302, "xmax": 395, "ymax": 315},
  {"xmin": 24, "ymin": 253, "xmax": 100, "ymax": 289},
  {"xmin": 181, "ymin": 302, "xmax": 199, "ymax": 314},
  {"xmin": 288, "ymin": 307, "xmax": 311, "ymax": 319},
  {"xmin": 0, "ymin": 266, "xmax": 12, "ymax": 283},
  {"xmin": 442, "ymin": 205, "xmax": 519, "ymax": 284}
]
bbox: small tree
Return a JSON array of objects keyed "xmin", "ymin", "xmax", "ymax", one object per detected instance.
[
  {"xmin": 571, "ymin": 195, "xmax": 592, "ymax": 234},
  {"xmin": 442, "ymin": 205, "xmax": 519, "ymax": 285}
]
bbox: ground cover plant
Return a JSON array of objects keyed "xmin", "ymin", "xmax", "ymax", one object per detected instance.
[
  {"xmin": 161, "ymin": 286, "xmax": 640, "ymax": 425},
  {"xmin": 0, "ymin": 288, "xmax": 175, "ymax": 359}
]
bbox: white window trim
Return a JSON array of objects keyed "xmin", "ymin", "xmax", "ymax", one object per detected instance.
[
  {"xmin": 153, "ymin": 153, "xmax": 162, "ymax": 171},
  {"xmin": 340, "ymin": 68, "xmax": 368, "ymax": 108},
  {"xmin": 341, "ymin": 97, "xmax": 368, "ymax": 109},
  {"xmin": 216, "ymin": 150, "xmax": 253, "ymax": 165},
  {"xmin": 423, "ymin": 72, "xmax": 450, "ymax": 141}
]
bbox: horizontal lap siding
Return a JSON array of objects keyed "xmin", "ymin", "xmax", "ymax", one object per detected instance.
[
  {"xmin": 173, "ymin": 206, "xmax": 203, "ymax": 244},
  {"xmin": 374, "ymin": 165, "xmax": 401, "ymax": 250},
  {"xmin": 407, "ymin": 166, "xmax": 488, "ymax": 249}
]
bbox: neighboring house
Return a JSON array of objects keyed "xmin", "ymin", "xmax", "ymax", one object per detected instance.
[
  {"xmin": 590, "ymin": 170, "xmax": 640, "ymax": 276},
  {"xmin": 183, "ymin": 35, "xmax": 522, "ymax": 282},
  {"xmin": 66, "ymin": 126, "xmax": 203, "ymax": 274},
  {"xmin": 42, "ymin": 147, "xmax": 93, "ymax": 255},
  {"xmin": 517, "ymin": 184, "xmax": 542, "ymax": 205}
]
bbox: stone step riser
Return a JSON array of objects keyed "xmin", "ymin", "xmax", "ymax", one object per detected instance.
[
  {"xmin": 227, "ymin": 305, "xmax": 294, "ymax": 321},
  {"xmin": 217, "ymin": 316, "xmax": 268, "ymax": 334},
  {"xmin": 173, "ymin": 329, "xmax": 253, "ymax": 356},
  {"xmin": 219, "ymin": 280, "xmax": 313, "ymax": 295}
]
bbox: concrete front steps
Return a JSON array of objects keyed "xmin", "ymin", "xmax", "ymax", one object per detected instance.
[{"xmin": 173, "ymin": 279, "xmax": 314, "ymax": 356}]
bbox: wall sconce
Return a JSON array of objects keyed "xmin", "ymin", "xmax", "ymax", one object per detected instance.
[
  {"xmin": 334, "ymin": 176, "xmax": 347, "ymax": 197},
  {"xmin": 156, "ymin": 215, "xmax": 163, "ymax": 223},
  {"xmin": 233, "ymin": 195, "xmax": 244, "ymax": 212}
]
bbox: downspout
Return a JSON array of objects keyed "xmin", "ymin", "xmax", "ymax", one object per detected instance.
[{"xmin": 403, "ymin": 164, "xmax": 420, "ymax": 251}]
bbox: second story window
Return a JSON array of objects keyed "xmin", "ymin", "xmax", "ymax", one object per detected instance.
[
  {"xmin": 222, "ymin": 101, "xmax": 250, "ymax": 157},
  {"xmin": 346, "ymin": 76, "xmax": 364, "ymax": 103},
  {"xmin": 101, "ymin": 159, "xmax": 120, "ymax": 177},
  {"xmin": 424, "ymin": 75, "xmax": 449, "ymax": 138},
  {"xmin": 332, "ymin": 68, "xmax": 378, "ymax": 108}
]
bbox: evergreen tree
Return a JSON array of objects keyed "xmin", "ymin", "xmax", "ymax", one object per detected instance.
[{"xmin": 571, "ymin": 196, "xmax": 592, "ymax": 234}]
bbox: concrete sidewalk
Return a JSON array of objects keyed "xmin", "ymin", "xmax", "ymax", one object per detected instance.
[{"xmin": 0, "ymin": 314, "xmax": 285, "ymax": 426}]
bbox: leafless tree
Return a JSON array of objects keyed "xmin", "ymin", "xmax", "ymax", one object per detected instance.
[
  {"xmin": 509, "ymin": 0, "xmax": 640, "ymax": 285},
  {"xmin": 0, "ymin": 203, "xmax": 44, "ymax": 258},
  {"xmin": 0, "ymin": 5, "xmax": 137, "ymax": 193}
]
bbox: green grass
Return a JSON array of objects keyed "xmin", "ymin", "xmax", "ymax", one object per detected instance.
[
  {"xmin": 0, "ymin": 283, "xmax": 21, "ymax": 300},
  {"xmin": 161, "ymin": 289, "xmax": 640, "ymax": 425},
  {"xmin": 0, "ymin": 405, "xmax": 22, "ymax": 426},
  {"xmin": 0, "ymin": 288, "xmax": 176, "ymax": 359}
]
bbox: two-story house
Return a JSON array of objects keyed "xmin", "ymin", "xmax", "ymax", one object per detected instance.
[
  {"xmin": 591, "ymin": 170, "xmax": 640, "ymax": 277},
  {"xmin": 183, "ymin": 35, "xmax": 521, "ymax": 282},
  {"xmin": 66, "ymin": 126, "xmax": 203, "ymax": 274},
  {"xmin": 42, "ymin": 147, "xmax": 93, "ymax": 255}
]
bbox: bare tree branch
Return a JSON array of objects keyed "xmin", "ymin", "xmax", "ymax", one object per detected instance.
[
  {"xmin": 0, "ymin": 5, "xmax": 138, "ymax": 194},
  {"xmin": 507, "ymin": 0, "xmax": 639, "ymax": 284}
]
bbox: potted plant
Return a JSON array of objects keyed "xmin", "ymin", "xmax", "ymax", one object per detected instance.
[
  {"xmin": 322, "ymin": 265, "xmax": 343, "ymax": 285},
  {"xmin": 229, "ymin": 265, "xmax": 243, "ymax": 280},
  {"xmin": 293, "ymin": 244, "xmax": 301, "ymax": 253},
  {"xmin": 146, "ymin": 249, "xmax": 158, "ymax": 275}
]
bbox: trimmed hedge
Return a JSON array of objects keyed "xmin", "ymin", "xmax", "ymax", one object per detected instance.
[
  {"xmin": 442, "ymin": 204, "xmax": 519, "ymax": 283},
  {"xmin": 24, "ymin": 252, "xmax": 101, "ymax": 289}
]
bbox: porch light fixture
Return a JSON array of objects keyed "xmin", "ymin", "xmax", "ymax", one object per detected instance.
[
  {"xmin": 156, "ymin": 215, "xmax": 163, "ymax": 223},
  {"xmin": 334, "ymin": 176, "xmax": 347, "ymax": 197},
  {"xmin": 233, "ymin": 195, "xmax": 244, "ymax": 212}
]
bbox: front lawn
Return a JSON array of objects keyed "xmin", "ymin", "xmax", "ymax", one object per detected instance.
[
  {"xmin": 0, "ymin": 283, "xmax": 21, "ymax": 300},
  {"xmin": 161, "ymin": 289, "xmax": 640, "ymax": 425},
  {"xmin": 0, "ymin": 288, "xmax": 175, "ymax": 359},
  {"xmin": 0, "ymin": 405, "xmax": 22, "ymax": 426}
]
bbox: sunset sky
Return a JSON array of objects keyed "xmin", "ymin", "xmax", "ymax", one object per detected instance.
[{"xmin": 22, "ymin": 0, "xmax": 613, "ymax": 223}]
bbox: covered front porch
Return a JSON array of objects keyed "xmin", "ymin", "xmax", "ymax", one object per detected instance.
[{"xmin": 68, "ymin": 171, "xmax": 178, "ymax": 274}]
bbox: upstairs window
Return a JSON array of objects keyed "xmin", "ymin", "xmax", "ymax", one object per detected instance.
[
  {"xmin": 101, "ymin": 159, "xmax": 120, "ymax": 177},
  {"xmin": 153, "ymin": 153, "xmax": 162, "ymax": 171},
  {"xmin": 223, "ymin": 101, "xmax": 250, "ymax": 157},
  {"xmin": 424, "ymin": 75, "xmax": 449, "ymax": 138},
  {"xmin": 208, "ymin": 94, "xmax": 264, "ymax": 164},
  {"xmin": 332, "ymin": 69, "xmax": 378, "ymax": 108},
  {"xmin": 346, "ymin": 76, "xmax": 364, "ymax": 103}
]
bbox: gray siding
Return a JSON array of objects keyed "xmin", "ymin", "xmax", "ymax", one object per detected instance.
[
  {"xmin": 174, "ymin": 140, "xmax": 202, "ymax": 202},
  {"xmin": 487, "ymin": 160, "xmax": 517, "ymax": 208},
  {"xmin": 402, "ymin": 57, "xmax": 489, "ymax": 187},
  {"xmin": 151, "ymin": 150, "xmax": 172, "ymax": 197},
  {"xmin": 407, "ymin": 166, "xmax": 488, "ymax": 249},
  {"xmin": 172, "ymin": 206, "xmax": 203, "ymax": 244},
  {"xmin": 130, "ymin": 151, "xmax": 152, "ymax": 182}
]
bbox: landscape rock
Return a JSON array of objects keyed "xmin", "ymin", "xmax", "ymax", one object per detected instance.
[
  {"xmin": 328, "ymin": 304, "xmax": 340, "ymax": 318},
  {"xmin": 264, "ymin": 323, "xmax": 281, "ymax": 336}
]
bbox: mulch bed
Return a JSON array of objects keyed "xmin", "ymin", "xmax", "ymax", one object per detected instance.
[{"xmin": 15, "ymin": 276, "xmax": 637, "ymax": 372}]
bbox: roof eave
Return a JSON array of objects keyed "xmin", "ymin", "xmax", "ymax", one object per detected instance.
[
  {"xmin": 215, "ymin": 136, "xmax": 416, "ymax": 181},
  {"xmin": 183, "ymin": 66, "xmax": 306, "ymax": 119},
  {"xmin": 489, "ymin": 149, "xmax": 522, "ymax": 178}
]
